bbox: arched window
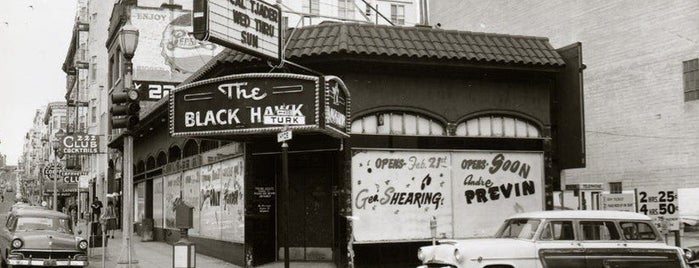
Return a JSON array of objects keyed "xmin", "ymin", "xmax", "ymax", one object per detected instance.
[
  {"xmin": 168, "ymin": 145, "xmax": 181, "ymax": 163},
  {"xmin": 455, "ymin": 115, "xmax": 541, "ymax": 138},
  {"xmin": 136, "ymin": 160, "xmax": 145, "ymax": 174},
  {"xmin": 183, "ymin": 139, "xmax": 199, "ymax": 158},
  {"xmin": 351, "ymin": 111, "xmax": 446, "ymax": 136},
  {"xmin": 200, "ymin": 139, "xmax": 219, "ymax": 152},
  {"xmin": 156, "ymin": 151, "xmax": 167, "ymax": 167},
  {"xmin": 146, "ymin": 156, "xmax": 156, "ymax": 170}
]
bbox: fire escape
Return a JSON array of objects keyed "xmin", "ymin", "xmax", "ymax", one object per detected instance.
[{"xmin": 62, "ymin": 4, "xmax": 90, "ymax": 171}]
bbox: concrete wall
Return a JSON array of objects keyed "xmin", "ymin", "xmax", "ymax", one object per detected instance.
[{"xmin": 430, "ymin": 0, "xmax": 699, "ymax": 191}]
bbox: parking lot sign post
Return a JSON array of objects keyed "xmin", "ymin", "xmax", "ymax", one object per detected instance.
[{"xmin": 279, "ymin": 126, "xmax": 290, "ymax": 268}]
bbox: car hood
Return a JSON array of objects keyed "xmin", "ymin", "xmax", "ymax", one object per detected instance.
[
  {"xmin": 14, "ymin": 230, "xmax": 79, "ymax": 250},
  {"xmin": 420, "ymin": 238, "xmax": 536, "ymax": 265}
]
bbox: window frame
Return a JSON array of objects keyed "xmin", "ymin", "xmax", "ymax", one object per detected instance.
[
  {"xmin": 579, "ymin": 220, "xmax": 622, "ymax": 241},
  {"xmin": 390, "ymin": 4, "xmax": 405, "ymax": 25},
  {"xmin": 539, "ymin": 220, "xmax": 576, "ymax": 241}
]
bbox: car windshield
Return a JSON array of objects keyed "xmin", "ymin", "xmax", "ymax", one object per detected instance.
[
  {"xmin": 14, "ymin": 217, "xmax": 72, "ymax": 234},
  {"xmin": 495, "ymin": 218, "xmax": 541, "ymax": 239}
]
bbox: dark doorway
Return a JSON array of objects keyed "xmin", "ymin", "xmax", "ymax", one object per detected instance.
[{"xmin": 278, "ymin": 151, "xmax": 335, "ymax": 261}]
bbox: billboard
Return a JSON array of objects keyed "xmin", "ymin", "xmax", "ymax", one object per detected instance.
[
  {"xmin": 130, "ymin": 7, "xmax": 223, "ymax": 85},
  {"xmin": 351, "ymin": 150, "xmax": 544, "ymax": 242}
]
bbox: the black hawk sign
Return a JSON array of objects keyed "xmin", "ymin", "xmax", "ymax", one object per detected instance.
[{"xmin": 169, "ymin": 73, "xmax": 350, "ymax": 138}]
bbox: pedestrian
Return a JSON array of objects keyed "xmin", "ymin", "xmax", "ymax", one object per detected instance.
[
  {"xmin": 101, "ymin": 200, "xmax": 117, "ymax": 239},
  {"xmin": 91, "ymin": 197, "xmax": 103, "ymax": 222},
  {"xmin": 68, "ymin": 199, "xmax": 78, "ymax": 224}
]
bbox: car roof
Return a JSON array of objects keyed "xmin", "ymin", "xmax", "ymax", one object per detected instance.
[
  {"xmin": 507, "ymin": 210, "xmax": 651, "ymax": 221},
  {"xmin": 11, "ymin": 207, "xmax": 69, "ymax": 219}
]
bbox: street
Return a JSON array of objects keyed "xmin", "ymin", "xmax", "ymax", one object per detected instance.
[{"xmin": 0, "ymin": 198, "xmax": 240, "ymax": 268}]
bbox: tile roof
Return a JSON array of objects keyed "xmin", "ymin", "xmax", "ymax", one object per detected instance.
[{"xmin": 220, "ymin": 22, "xmax": 566, "ymax": 67}]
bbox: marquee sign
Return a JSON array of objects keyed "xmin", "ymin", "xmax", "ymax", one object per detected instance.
[
  {"xmin": 193, "ymin": 0, "xmax": 282, "ymax": 62},
  {"xmin": 170, "ymin": 73, "xmax": 350, "ymax": 137}
]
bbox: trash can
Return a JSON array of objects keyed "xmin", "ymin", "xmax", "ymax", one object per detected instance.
[{"xmin": 141, "ymin": 218, "xmax": 154, "ymax": 242}]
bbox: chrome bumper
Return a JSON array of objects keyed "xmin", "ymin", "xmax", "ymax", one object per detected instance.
[{"xmin": 7, "ymin": 259, "xmax": 88, "ymax": 266}]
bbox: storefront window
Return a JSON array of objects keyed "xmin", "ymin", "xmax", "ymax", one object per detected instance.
[
  {"xmin": 351, "ymin": 112, "xmax": 446, "ymax": 136},
  {"xmin": 135, "ymin": 182, "xmax": 145, "ymax": 223},
  {"xmin": 455, "ymin": 115, "xmax": 541, "ymax": 138},
  {"xmin": 153, "ymin": 177, "xmax": 163, "ymax": 228},
  {"xmin": 164, "ymin": 173, "xmax": 182, "ymax": 229},
  {"xmin": 182, "ymin": 169, "xmax": 200, "ymax": 235}
]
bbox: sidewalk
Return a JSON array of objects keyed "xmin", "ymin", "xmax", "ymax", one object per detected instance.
[{"xmin": 85, "ymin": 229, "xmax": 242, "ymax": 268}]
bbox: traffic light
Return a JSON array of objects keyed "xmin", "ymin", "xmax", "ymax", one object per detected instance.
[{"xmin": 111, "ymin": 89, "xmax": 140, "ymax": 130}]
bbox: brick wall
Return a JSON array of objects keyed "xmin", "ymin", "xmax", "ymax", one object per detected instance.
[{"xmin": 430, "ymin": 0, "xmax": 699, "ymax": 191}]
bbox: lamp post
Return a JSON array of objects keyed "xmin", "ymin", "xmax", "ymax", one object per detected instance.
[
  {"xmin": 51, "ymin": 139, "xmax": 60, "ymax": 211},
  {"xmin": 116, "ymin": 21, "xmax": 139, "ymax": 268}
]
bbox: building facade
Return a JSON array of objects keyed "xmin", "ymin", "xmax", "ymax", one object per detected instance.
[
  {"xmin": 121, "ymin": 19, "xmax": 584, "ymax": 267},
  {"xmin": 429, "ymin": 0, "xmax": 699, "ymax": 209},
  {"xmin": 19, "ymin": 108, "xmax": 47, "ymax": 202}
]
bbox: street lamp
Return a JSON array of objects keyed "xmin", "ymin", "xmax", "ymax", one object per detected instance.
[
  {"xmin": 116, "ymin": 21, "xmax": 139, "ymax": 268},
  {"xmin": 51, "ymin": 139, "xmax": 60, "ymax": 211}
]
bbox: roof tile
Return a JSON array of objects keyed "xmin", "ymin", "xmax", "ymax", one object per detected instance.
[{"xmin": 221, "ymin": 23, "xmax": 565, "ymax": 67}]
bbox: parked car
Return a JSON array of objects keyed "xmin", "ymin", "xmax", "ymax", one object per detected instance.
[
  {"xmin": 0, "ymin": 207, "xmax": 88, "ymax": 267},
  {"xmin": 417, "ymin": 210, "xmax": 689, "ymax": 268}
]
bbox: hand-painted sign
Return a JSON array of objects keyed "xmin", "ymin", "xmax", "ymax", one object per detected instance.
[
  {"xmin": 130, "ymin": 8, "xmax": 223, "ymax": 83},
  {"xmin": 351, "ymin": 150, "xmax": 453, "ymax": 242},
  {"xmin": 451, "ymin": 151, "xmax": 543, "ymax": 237},
  {"xmin": 60, "ymin": 134, "xmax": 99, "ymax": 154},
  {"xmin": 351, "ymin": 150, "xmax": 544, "ymax": 242},
  {"xmin": 636, "ymin": 188, "xmax": 679, "ymax": 232},
  {"xmin": 170, "ymin": 73, "xmax": 350, "ymax": 138},
  {"xmin": 193, "ymin": 0, "xmax": 281, "ymax": 62}
]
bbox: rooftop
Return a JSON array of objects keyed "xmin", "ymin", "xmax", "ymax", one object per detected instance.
[{"xmin": 217, "ymin": 22, "xmax": 566, "ymax": 67}]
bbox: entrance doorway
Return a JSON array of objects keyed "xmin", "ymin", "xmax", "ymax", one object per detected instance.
[{"xmin": 277, "ymin": 151, "xmax": 335, "ymax": 261}]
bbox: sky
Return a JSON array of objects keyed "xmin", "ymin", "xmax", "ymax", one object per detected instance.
[{"xmin": 0, "ymin": 0, "xmax": 77, "ymax": 165}]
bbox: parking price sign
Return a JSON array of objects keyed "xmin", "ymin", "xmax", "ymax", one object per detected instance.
[{"xmin": 635, "ymin": 188, "xmax": 680, "ymax": 232}]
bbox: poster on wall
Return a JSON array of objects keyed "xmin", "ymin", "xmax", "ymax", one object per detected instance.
[
  {"xmin": 200, "ymin": 162, "xmax": 223, "ymax": 240},
  {"xmin": 182, "ymin": 169, "xmax": 200, "ymax": 235},
  {"xmin": 153, "ymin": 177, "xmax": 164, "ymax": 228},
  {"xmin": 220, "ymin": 157, "xmax": 245, "ymax": 243},
  {"xmin": 164, "ymin": 173, "xmax": 182, "ymax": 229},
  {"xmin": 451, "ymin": 151, "xmax": 544, "ymax": 237},
  {"xmin": 351, "ymin": 150, "xmax": 453, "ymax": 242}
]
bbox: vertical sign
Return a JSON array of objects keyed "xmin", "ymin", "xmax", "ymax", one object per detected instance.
[{"xmin": 636, "ymin": 188, "xmax": 679, "ymax": 232}]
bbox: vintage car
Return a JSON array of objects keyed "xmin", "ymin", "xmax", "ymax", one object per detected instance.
[
  {"xmin": 417, "ymin": 210, "xmax": 688, "ymax": 268},
  {"xmin": 0, "ymin": 207, "xmax": 88, "ymax": 267}
]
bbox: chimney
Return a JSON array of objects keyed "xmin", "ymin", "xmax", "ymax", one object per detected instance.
[{"xmin": 416, "ymin": 0, "xmax": 431, "ymax": 28}]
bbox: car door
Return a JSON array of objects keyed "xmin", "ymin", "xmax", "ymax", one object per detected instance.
[
  {"xmin": 537, "ymin": 220, "xmax": 587, "ymax": 268},
  {"xmin": 601, "ymin": 221, "xmax": 685, "ymax": 268}
]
